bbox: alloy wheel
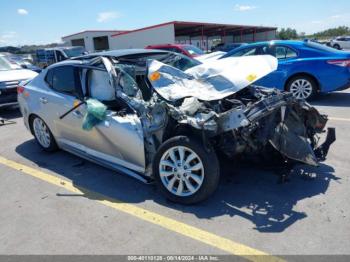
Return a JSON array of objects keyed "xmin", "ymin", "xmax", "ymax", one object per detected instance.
[
  {"xmin": 33, "ymin": 117, "xmax": 51, "ymax": 148},
  {"xmin": 289, "ymin": 79, "xmax": 313, "ymax": 100},
  {"xmin": 159, "ymin": 146, "xmax": 205, "ymax": 197}
]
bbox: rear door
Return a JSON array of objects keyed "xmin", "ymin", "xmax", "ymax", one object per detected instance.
[{"xmin": 42, "ymin": 65, "xmax": 88, "ymax": 147}]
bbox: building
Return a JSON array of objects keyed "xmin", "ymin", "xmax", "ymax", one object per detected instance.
[
  {"xmin": 61, "ymin": 30, "xmax": 128, "ymax": 52},
  {"xmin": 62, "ymin": 21, "xmax": 277, "ymax": 52}
]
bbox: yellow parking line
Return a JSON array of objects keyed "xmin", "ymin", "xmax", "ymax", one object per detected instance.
[
  {"xmin": 329, "ymin": 117, "xmax": 350, "ymax": 122},
  {"xmin": 0, "ymin": 156, "xmax": 284, "ymax": 262}
]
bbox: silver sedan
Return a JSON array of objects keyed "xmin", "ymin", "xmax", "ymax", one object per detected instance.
[{"xmin": 18, "ymin": 49, "xmax": 334, "ymax": 204}]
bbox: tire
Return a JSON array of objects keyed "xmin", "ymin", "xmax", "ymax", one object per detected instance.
[
  {"xmin": 30, "ymin": 115, "xmax": 58, "ymax": 152},
  {"xmin": 153, "ymin": 136, "xmax": 220, "ymax": 205},
  {"xmin": 333, "ymin": 44, "xmax": 341, "ymax": 50},
  {"xmin": 286, "ymin": 75, "xmax": 317, "ymax": 101}
]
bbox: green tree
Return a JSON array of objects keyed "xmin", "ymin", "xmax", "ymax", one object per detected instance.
[{"xmin": 277, "ymin": 28, "xmax": 298, "ymax": 40}]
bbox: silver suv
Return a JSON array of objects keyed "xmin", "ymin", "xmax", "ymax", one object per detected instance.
[{"xmin": 330, "ymin": 36, "xmax": 350, "ymax": 50}]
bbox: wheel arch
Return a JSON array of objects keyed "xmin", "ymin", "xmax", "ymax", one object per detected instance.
[
  {"xmin": 284, "ymin": 72, "xmax": 321, "ymax": 93},
  {"xmin": 28, "ymin": 113, "xmax": 39, "ymax": 135}
]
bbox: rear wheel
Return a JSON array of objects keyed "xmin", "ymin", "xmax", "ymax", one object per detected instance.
[
  {"xmin": 333, "ymin": 44, "xmax": 341, "ymax": 50},
  {"xmin": 286, "ymin": 75, "xmax": 317, "ymax": 101},
  {"xmin": 31, "ymin": 116, "xmax": 58, "ymax": 152},
  {"xmin": 153, "ymin": 136, "xmax": 220, "ymax": 204}
]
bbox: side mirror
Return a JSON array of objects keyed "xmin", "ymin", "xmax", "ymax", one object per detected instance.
[{"xmin": 21, "ymin": 64, "xmax": 28, "ymax": 69}]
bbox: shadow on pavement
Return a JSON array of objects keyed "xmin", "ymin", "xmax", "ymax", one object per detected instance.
[
  {"xmin": 311, "ymin": 92, "xmax": 350, "ymax": 107},
  {"xmin": 16, "ymin": 139, "xmax": 339, "ymax": 233},
  {"xmin": 0, "ymin": 106, "xmax": 22, "ymax": 121}
]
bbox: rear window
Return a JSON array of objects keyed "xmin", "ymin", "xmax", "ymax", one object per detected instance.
[{"xmin": 305, "ymin": 41, "xmax": 341, "ymax": 53}]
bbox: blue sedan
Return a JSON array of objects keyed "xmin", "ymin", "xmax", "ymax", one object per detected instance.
[{"xmin": 221, "ymin": 40, "xmax": 350, "ymax": 100}]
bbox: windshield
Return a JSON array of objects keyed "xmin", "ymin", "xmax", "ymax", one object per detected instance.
[
  {"xmin": 63, "ymin": 47, "xmax": 85, "ymax": 58},
  {"xmin": 0, "ymin": 56, "xmax": 21, "ymax": 70},
  {"xmin": 116, "ymin": 52, "xmax": 201, "ymax": 71},
  {"xmin": 183, "ymin": 45, "xmax": 205, "ymax": 56}
]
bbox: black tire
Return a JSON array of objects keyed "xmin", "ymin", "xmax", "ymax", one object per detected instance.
[
  {"xmin": 153, "ymin": 136, "xmax": 220, "ymax": 205},
  {"xmin": 30, "ymin": 115, "xmax": 58, "ymax": 152},
  {"xmin": 333, "ymin": 44, "xmax": 341, "ymax": 50},
  {"xmin": 286, "ymin": 75, "xmax": 318, "ymax": 101}
]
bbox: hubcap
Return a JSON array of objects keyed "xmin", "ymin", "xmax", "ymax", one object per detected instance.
[
  {"xmin": 159, "ymin": 146, "xmax": 204, "ymax": 197},
  {"xmin": 290, "ymin": 79, "xmax": 313, "ymax": 100},
  {"xmin": 33, "ymin": 118, "xmax": 51, "ymax": 148}
]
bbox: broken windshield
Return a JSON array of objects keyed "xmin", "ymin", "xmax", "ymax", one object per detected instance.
[{"xmin": 116, "ymin": 53, "xmax": 201, "ymax": 71}]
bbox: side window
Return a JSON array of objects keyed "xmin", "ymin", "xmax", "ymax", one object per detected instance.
[
  {"xmin": 273, "ymin": 46, "xmax": 297, "ymax": 59},
  {"xmin": 285, "ymin": 47, "xmax": 298, "ymax": 58},
  {"xmin": 50, "ymin": 66, "xmax": 80, "ymax": 96}
]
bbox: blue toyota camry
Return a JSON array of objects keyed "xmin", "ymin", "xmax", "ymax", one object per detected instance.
[{"xmin": 221, "ymin": 40, "xmax": 350, "ymax": 100}]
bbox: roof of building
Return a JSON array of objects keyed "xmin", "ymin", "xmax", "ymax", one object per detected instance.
[
  {"xmin": 62, "ymin": 30, "xmax": 129, "ymax": 39},
  {"xmin": 111, "ymin": 21, "xmax": 277, "ymax": 38}
]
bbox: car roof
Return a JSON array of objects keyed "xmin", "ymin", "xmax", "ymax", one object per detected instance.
[
  {"xmin": 47, "ymin": 60, "xmax": 84, "ymax": 69},
  {"xmin": 73, "ymin": 49, "xmax": 171, "ymax": 60},
  {"xmin": 87, "ymin": 49, "xmax": 169, "ymax": 58},
  {"xmin": 49, "ymin": 49, "xmax": 172, "ymax": 69},
  {"xmin": 242, "ymin": 40, "xmax": 306, "ymax": 46},
  {"xmin": 147, "ymin": 44, "xmax": 192, "ymax": 48}
]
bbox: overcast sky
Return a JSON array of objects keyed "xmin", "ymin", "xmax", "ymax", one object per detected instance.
[{"xmin": 1, "ymin": 0, "xmax": 349, "ymax": 46}]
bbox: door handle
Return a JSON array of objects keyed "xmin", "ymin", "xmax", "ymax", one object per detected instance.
[
  {"xmin": 73, "ymin": 111, "xmax": 83, "ymax": 119},
  {"xmin": 39, "ymin": 97, "xmax": 48, "ymax": 104}
]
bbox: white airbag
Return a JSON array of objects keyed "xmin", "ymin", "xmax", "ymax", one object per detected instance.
[{"xmin": 89, "ymin": 70, "xmax": 115, "ymax": 101}]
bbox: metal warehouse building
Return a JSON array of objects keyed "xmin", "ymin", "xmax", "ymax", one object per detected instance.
[
  {"xmin": 62, "ymin": 21, "xmax": 277, "ymax": 52},
  {"xmin": 61, "ymin": 30, "xmax": 129, "ymax": 52}
]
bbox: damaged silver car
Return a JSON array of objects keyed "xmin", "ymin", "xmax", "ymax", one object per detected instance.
[{"xmin": 18, "ymin": 49, "xmax": 335, "ymax": 204}]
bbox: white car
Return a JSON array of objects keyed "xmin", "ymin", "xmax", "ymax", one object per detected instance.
[
  {"xmin": 330, "ymin": 36, "xmax": 350, "ymax": 50},
  {"xmin": 0, "ymin": 54, "xmax": 38, "ymax": 107}
]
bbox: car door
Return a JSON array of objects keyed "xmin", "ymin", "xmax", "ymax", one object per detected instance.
[
  {"xmin": 77, "ymin": 57, "xmax": 146, "ymax": 173},
  {"xmin": 42, "ymin": 65, "xmax": 88, "ymax": 148}
]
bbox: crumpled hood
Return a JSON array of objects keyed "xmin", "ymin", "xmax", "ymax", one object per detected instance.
[{"xmin": 147, "ymin": 55, "xmax": 278, "ymax": 101}]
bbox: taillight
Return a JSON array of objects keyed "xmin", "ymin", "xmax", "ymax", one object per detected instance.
[
  {"xmin": 327, "ymin": 59, "xmax": 350, "ymax": 67},
  {"xmin": 17, "ymin": 85, "xmax": 25, "ymax": 94}
]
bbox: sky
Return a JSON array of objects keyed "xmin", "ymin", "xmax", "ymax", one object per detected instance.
[{"xmin": 0, "ymin": 0, "xmax": 350, "ymax": 46}]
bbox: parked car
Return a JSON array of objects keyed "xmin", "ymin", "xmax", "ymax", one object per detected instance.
[
  {"xmin": 36, "ymin": 46, "xmax": 86, "ymax": 68},
  {"xmin": 211, "ymin": 42, "xmax": 247, "ymax": 52},
  {"xmin": 18, "ymin": 49, "xmax": 334, "ymax": 204},
  {"xmin": 145, "ymin": 44, "xmax": 205, "ymax": 58},
  {"xmin": 1, "ymin": 53, "xmax": 42, "ymax": 73},
  {"xmin": 0, "ymin": 54, "xmax": 38, "ymax": 107},
  {"xmin": 221, "ymin": 40, "xmax": 350, "ymax": 100},
  {"xmin": 330, "ymin": 36, "xmax": 350, "ymax": 50}
]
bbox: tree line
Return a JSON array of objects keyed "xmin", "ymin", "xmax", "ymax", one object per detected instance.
[{"xmin": 277, "ymin": 26, "xmax": 350, "ymax": 40}]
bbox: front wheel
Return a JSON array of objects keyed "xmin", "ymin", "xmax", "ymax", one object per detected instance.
[
  {"xmin": 153, "ymin": 136, "xmax": 220, "ymax": 205},
  {"xmin": 333, "ymin": 44, "xmax": 341, "ymax": 50},
  {"xmin": 286, "ymin": 75, "xmax": 317, "ymax": 101}
]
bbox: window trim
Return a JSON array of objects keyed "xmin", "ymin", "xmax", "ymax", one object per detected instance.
[
  {"xmin": 45, "ymin": 65, "xmax": 83, "ymax": 98},
  {"xmin": 270, "ymin": 45, "xmax": 299, "ymax": 60}
]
